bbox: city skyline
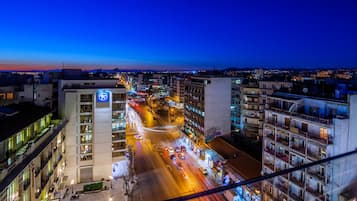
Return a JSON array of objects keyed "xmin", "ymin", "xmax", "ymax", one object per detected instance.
[{"xmin": 1, "ymin": 0, "xmax": 357, "ymax": 70}]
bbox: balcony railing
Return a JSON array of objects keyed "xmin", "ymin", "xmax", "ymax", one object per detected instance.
[
  {"xmin": 307, "ymin": 170, "xmax": 326, "ymax": 181},
  {"xmin": 266, "ymin": 134, "xmax": 275, "ymax": 141},
  {"xmin": 289, "ymin": 191, "xmax": 304, "ymax": 201},
  {"xmin": 307, "ymin": 150, "xmax": 324, "ymax": 160},
  {"xmin": 264, "ymin": 163, "xmax": 274, "ymax": 171},
  {"xmin": 277, "ymin": 137, "xmax": 289, "ymax": 146},
  {"xmin": 275, "ymin": 182, "xmax": 288, "ymax": 194},
  {"xmin": 306, "ymin": 186, "xmax": 323, "ymax": 197},
  {"xmin": 264, "ymin": 148, "xmax": 275, "ymax": 156},
  {"xmin": 276, "ymin": 153, "xmax": 289, "ymax": 163},
  {"xmin": 289, "ymin": 175, "xmax": 304, "ymax": 187},
  {"xmin": 291, "ymin": 144, "xmax": 306, "ymax": 155}
]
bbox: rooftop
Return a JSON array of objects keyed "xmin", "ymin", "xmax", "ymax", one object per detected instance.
[{"xmin": 0, "ymin": 103, "xmax": 52, "ymax": 142}]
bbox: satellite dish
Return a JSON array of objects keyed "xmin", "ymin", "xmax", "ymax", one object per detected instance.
[{"xmin": 302, "ymin": 88, "xmax": 308, "ymax": 94}]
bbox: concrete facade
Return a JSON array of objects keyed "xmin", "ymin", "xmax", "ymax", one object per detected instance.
[
  {"xmin": 262, "ymin": 92, "xmax": 357, "ymax": 201},
  {"xmin": 59, "ymin": 80, "xmax": 126, "ymax": 184}
]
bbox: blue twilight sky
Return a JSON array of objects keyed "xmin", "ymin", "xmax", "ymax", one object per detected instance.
[{"xmin": 0, "ymin": 0, "xmax": 357, "ymax": 69}]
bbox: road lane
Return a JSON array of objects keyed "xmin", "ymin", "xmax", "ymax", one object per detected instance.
[{"xmin": 127, "ymin": 104, "xmax": 225, "ymax": 201}]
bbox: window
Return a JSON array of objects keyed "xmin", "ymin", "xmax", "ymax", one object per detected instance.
[
  {"xmin": 320, "ymin": 128, "xmax": 328, "ymax": 140},
  {"xmin": 80, "ymin": 105, "xmax": 92, "ymax": 113},
  {"xmin": 301, "ymin": 123, "xmax": 308, "ymax": 132},
  {"xmin": 80, "ymin": 154, "xmax": 93, "ymax": 161},
  {"xmin": 80, "ymin": 125, "xmax": 93, "ymax": 133},
  {"xmin": 80, "ymin": 115, "xmax": 93, "ymax": 123},
  {"xmin": 80, "ymin": 94, "xmax": 93, "ymax": 102},
  {"xmin": 80, "ymin": 134, "xmax": 93, "ymax": 144},
  {"xmin": 6, "ymin": 92, "xmax": 14, "ymax": 100},
  {"xmin": 80, "ymin": 145, "xmax": 93, "ymax": 154},
  {"xmin": 112, "ymin": 103, "xmax": 125, "ymax": 111},
  {"xmin": 16, "ymin": 133, "xmax": 22, "ymax": 145},
  {"xmin": 112, "ymin": 93, "xmax": 126, "ymax": 101}
]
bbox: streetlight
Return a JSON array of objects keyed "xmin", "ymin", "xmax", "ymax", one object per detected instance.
[{"xmin": 70, "ymin": 179, "xmax": 74, "ymax": 194}]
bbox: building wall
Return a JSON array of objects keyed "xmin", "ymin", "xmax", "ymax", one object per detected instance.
[
  {"xmin": 92, "ymin": 92, "xmax": 112, "ymax": 181},
  {"xmin": 60, "ymin": 80, "xmax": 126, "ymax": 184},
  {"xmin": 204, "ymin": 78, "xmax": 231, "ymax": 141},
  {"xmin": 63, "ymin": 92, "xmax": 78, "ymax": 183}
]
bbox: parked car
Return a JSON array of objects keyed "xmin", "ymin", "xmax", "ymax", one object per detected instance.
[
  {"xmin": 180, "ymin": 146, "xmax": 186, "ymax": 152},
  {"xmin": 178, "ymin": 153, "xmax": 185, "ymax": 160},
  {"xmin": 199, "ymin": 167, "xmax": 208, "ymax": 175},
  {"xmin": 170, "ymin": 155, "xmax": 176, "ymax": 160},
  {"xmin": 166, "ymin": 146, "xmax": 174, "ymax": 155},
  {"xmin": 134, "ymin": 135, "xmax": 143, "ymax": 140},
  {"xmin": 175, "ymin": 146, "xmax": 181, "ymax": 153}
]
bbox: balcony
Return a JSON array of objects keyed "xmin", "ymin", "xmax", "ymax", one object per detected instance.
[
  {"xmin": 307, "ymin": 150, "xmax": 323, "ymax": 160},
  {"xmin": 264, "ymin": 147, "xmax": 275, "ymax": 156},
  {"xmin": 277, "ymin": 137, "xmax": 289, "ymax": 146},
  {"xmin": 278, "ymin": 194, "xmax": 288, "ymax": 201},
  {"xmin": 276, "ymin": 152, "xmax": 289, "ymax": 163},
  {"xmin": 307, "ymin": 170, "xmax": 326, "ymax": 181},
  {"xmin": 293, "ymin": 112, "xmax": 332, "ymax": 125},
  {"xmin": 266, "ymin": 133, "xmax": 275, "ymax": 141},
  {"xmin": 289, "ymin": 175, "xmax": 304, "ymax": 187},
  {"xmin": 275, "ymin": 182, "xmax": 288, "ymax": 194},
  {"xmin": 290, "ymin": 159, "xmax": 304, "ymax": 167},
  {"xmin": 290, "ymin": 126, "xmax": 308, "ymax": 137},
  {"xmin": 23, "ymin": 179, "xmax": 30, "ymax": 190},
  {"xmin": 306, "ymin": 186, "xmax": 324, "ymax": 197},
  {"xmin": 308, "ymin": 134, "xmax": 333, "ymax": 145},
  {"xmin": 265, "ymin": 118, "xmax": 276, "ymax": 127},
  {"xmin": 289, "ymin": 191, "xmax": 304, "ymax": 201},
  {"xmin": 291, "ymin": 144, "xmax": 306, "ymax": 155},
  {"xmin": 264, "ymin": 162, "xmax": 274, "ymax": 171},
  {"xmin": 262, "ymin": 186, "xmax": 273, "ymax": 198}
]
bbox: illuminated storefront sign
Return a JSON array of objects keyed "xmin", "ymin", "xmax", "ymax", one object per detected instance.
[{"xmin": 96, "ymin": 90, "xmax": 110, "ymax": 103}]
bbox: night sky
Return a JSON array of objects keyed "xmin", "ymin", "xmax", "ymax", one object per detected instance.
[{"xmin": 0, "ymin": 0, "xmax": 357, "ymax": 69}]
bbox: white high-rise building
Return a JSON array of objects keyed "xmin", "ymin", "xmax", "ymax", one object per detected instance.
[{"xmin": 59, "ymin": 79, "xmax": 126, "ymax": 184}]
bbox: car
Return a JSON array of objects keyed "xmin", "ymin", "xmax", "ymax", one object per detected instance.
[
  {"xmin": 134, "ymin": 135, "xmax": 143, "ymax": 140},
  {"xmin": 175, "ymin": 146, "xmax": 181, "ymax": 153},
  {"xmin": 180, "ymin": 146, "xmax": 186, "ymax": 152},
  {"xmin": 166, "ymin": 147, "xmax": 174, "ymax": 155},
  {"xmin": 170, "ymin": 155, "xmax": 176, "ymax": 160},
  {"xmin": 178, "ymin": 153, "xmax": 185, "ymax": 160},
  {"xmin": 199, "ymin": 167, "xmax": 208, "ymax": 175}
]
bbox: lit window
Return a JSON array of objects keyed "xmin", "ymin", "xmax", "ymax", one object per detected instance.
[
  {"xmin": 16, "ymin": 133, "xmax": 22, "ymax": 144},
  {"xmin": 6, "ymin": 92, "xmax": 14, "ymax": 100},
  {"xmin": 320, "ymin": 128, "xmax": 328, "ymax": 140}
]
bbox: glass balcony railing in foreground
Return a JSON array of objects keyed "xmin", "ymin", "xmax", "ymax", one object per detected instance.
[{"xmin": 165, "ymin": 149, "xmax": 357, "ymax": 201}]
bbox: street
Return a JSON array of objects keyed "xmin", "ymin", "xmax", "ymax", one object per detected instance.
[{"xmin": 127, "ymin": 103, "xmax": 225, "ymax": 201}]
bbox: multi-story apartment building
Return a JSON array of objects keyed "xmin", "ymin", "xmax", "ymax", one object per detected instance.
[
  {"xmin": 58, "ymin": 79, "xmax": 126, "ymax": 184},
  {"xmin": 240, "ymin": 82, "xmax": 262, "ymax": 139},
  {"xmin": 262, "ymin": 92, "xmax": 357, "ymax": 201},
  {"xmin": 258, "ymin": 80, "xmax": 292, "ymax": 138},
  {"xmin": 0, "ymin": 84, "xmax": 53, "ymax": 108},
  {"xmin": 183, "ymin": 76, "xmax": 231, "ymax": 156},
  {"xmin": 0, "ymin": 103, "xmax": 67, "ymax": 201},
  {"xmin": 231, "ymin": 78, "xmax": 242, "ymax": 134},
  {"xmin": 172, "ymin": 77, "xmax": 186, "ymax": 103}
]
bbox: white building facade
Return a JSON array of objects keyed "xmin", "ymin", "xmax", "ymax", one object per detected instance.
[
  {"xmin": 59, "ymin": 80, "xmax": 126, "ymax": 184},
  {"xmin": 262, "ymin": 92, "xmax": 357, "ymax": 201}
]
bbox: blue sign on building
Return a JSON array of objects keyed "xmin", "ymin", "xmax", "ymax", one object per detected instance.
[{"xmin": 96, "ymin": 90, "xmax": 110, "ymax": 103}]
